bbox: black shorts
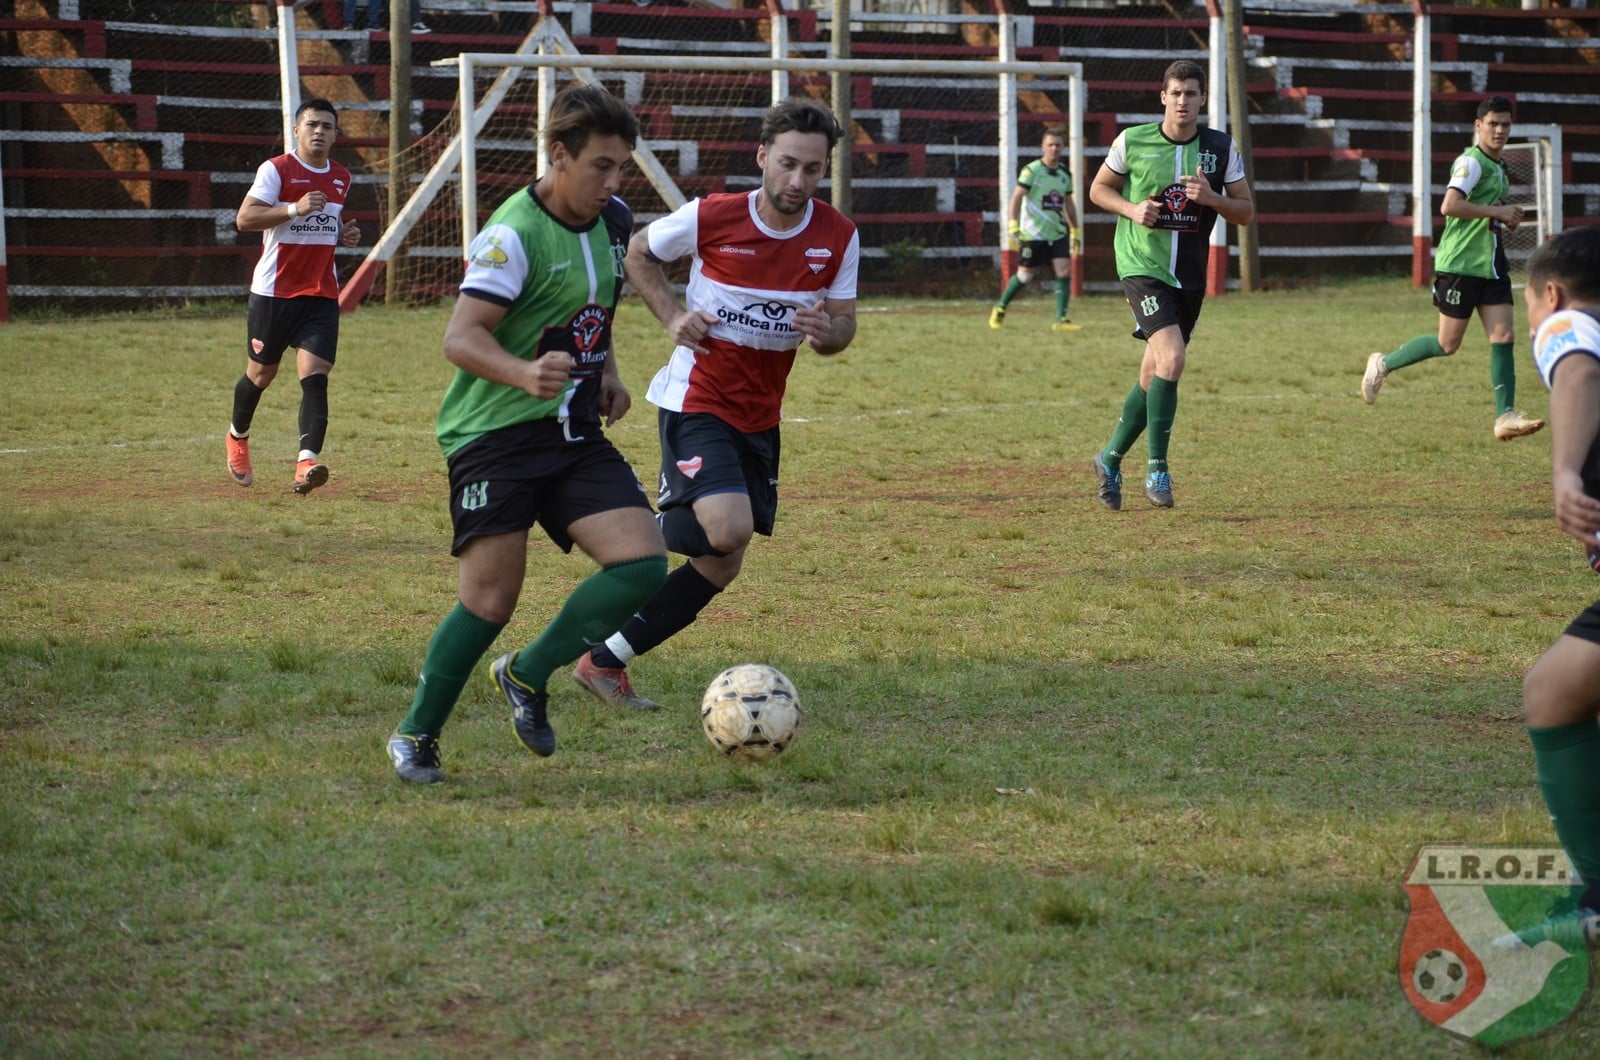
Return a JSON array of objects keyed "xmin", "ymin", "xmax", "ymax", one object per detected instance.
[
  {"xmin": 655, "ymin": 410, "xmax": 780, "ymax": 538},
  {"xmin": 1432, "ymin": 272, "xmax": 1514, "ymax": 320},
  {"xmin": 1122, "ymin": 276, "xmax": 1205, "ymax": 344},
  {"xmin": 1020, "ymin": 236, "xmax": 1071, "ymax": 269},
  {"xmin": 445, "ymin": 418, "xmax": 652, "ymax": 556},
  {"xmin": 1565, "ymin": 600, "xmax": 1600, "ymax": 646},
  {"xmin": 246, "ymin": 293, "xmax": 339, "ymax": 365}
]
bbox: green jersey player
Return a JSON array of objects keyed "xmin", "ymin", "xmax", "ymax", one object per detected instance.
[
  {"xmin": 989, "ymin": 126, "xmax": 1082, "ymax": 332},
  {"xmin": 1361, "ymin": 96, "xmax": 1544, "ymax": 442},
  {"xmin": 1087, "ymin": 60, "xmax": 1254, "ymax": 510},
  {"xmin": 385, "ymin": 85, "xmax": 667, "ymax": 784}
]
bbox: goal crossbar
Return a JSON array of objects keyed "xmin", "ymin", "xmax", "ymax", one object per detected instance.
[{"xmin": 438, "ymin": 51, "xmax": 1084, "ymax": 256}]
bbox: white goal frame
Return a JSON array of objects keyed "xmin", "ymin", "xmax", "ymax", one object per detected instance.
[
  {"xmin": 1502, "ymin": 124, "xmax": 1563, "ymax": 268},
  {"xmin": 442, "ymin": 51, "xmax": 1084, "ymax": 256}
]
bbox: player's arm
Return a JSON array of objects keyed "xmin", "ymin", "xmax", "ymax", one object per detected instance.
[
  {"xmin": 237, "ymin": 191, "xmax": 326, "ymax": 232},
  {"xmin": 1441, "ymin": 187, "xmax": 1523, "ymax": 230},
  {"xmin": 624, "ymin": 228, "xmax": 717, "ymax": 354},
  {"xmin": 1215, "ymin": 175, "xmax": 1255, "ymax": 227},
  {"xmin": 1006, "ymin": 183, "xmax": 1027, "ymax": 245},
  {"xmin": 792, "ymin": 297, "xmax": 856, "ymax": 356},
  {"xmin": 443, "ymin": 291, "xmax": 571, "ymax": 400},
  {"xmin": 1548, "ymin": 353, "xmax": 1600, "ymax": 548},
  {"xmin": 1090, "ymin": 160, "xmax": 1157, "ymax": 229}
]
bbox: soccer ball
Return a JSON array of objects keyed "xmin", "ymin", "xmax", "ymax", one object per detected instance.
[
  {"xmin": 700, "ymin": 663, "xmax": 800, "ymax": 761},
  {"xmin": 1412, "ymin": 948, "xmax": 1468, "ymax": 1004}
]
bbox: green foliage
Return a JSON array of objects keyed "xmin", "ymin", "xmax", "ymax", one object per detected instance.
[{"xmin": 2, "ymin": 285, "xmax": 1597, "ymax": 1055}]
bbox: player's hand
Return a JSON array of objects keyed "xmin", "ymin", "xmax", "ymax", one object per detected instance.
[
  {"xmin": 1070, "ymin": 228, "xmax": 1081, "ymax": 256},
  {"xmin": 792, "ymin": 299, "xmax": 833, "ymax": 351},
  {"xmin": 670, "ymin": 309, "xmax": 719, "ymax": 355},
  {"xmin": 1554, "ymin": 469, "xmax": 1600, "ymax": 548},
  {"xmin": 597, "ymin": 373, "xmax": 631, "ymax": 427},
  {"xmin": 1500, "ymin": 203, "xmax": 1525, "ymax": 233},
  {"xmin": 525, "ymin": 350, "xmax": 573, "ymax": 400},
  {"xmin": 1006, "ymin": 218, "xmax": 1021, "ymax": 251},
  {"xmin": 298, "ymin": 190, "xmax": 328, "ymax": 216},
  {"xmin": 1181, "ymin": 165, "xmax": 1210, "ymax": 207},
  {"xmin": 1134, "ymin": 197, "xmax": 1163, "ymax": 228},
  {"xmin": 339, "ymin": 220, "xmax": 361, "ymax": 247}
]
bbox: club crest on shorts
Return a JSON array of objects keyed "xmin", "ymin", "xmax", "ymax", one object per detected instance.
[
  {"xmin": 1400, "ymin": 845, "xmax": 1590, "ymax": 1047},
  {"xmin": 676, "ymin": 456, "xmax": 703, "ymax": 479}
]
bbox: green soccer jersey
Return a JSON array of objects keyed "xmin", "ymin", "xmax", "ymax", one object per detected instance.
[
  {"xmin": 435, "ymin": 187, "xmax": 631, "ymax": 458},
  {"xmin": 1434, "ymin": 145, "xmax": 1510, "ymax": 280},
  {"xmin": 1104, "ymin": 123, "xmax": 1243, "ymax": 289},
  {"xmin": 1017, "ymin": 159, "xmax": 1072, "ymax": 243}
]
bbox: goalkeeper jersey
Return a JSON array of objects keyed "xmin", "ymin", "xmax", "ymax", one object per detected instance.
[
  {"xmin": 1017, "ymin": 159, "xmax": 1072, "ymax": 243},
  {"xmin": 1435, "ymin": 146, "xmax": 1511, "ymax": 280},
  {"xmin": 1103, "ymin": 123, "xmax": 1244, "ymax": 289},
  {"xmin": 436, "ymin": 186, "xmax": 632, "ymax": 458}
]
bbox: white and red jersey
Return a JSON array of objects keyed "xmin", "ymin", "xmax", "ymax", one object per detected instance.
[
  {"xmin": 245, "ymin": 153, "xmax": 350, "ymax": 300},
  {"xmin": 644, "ymin": 190, "xmax": 859, "ymax": 433}
]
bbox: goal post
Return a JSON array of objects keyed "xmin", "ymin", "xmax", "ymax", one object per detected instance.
[
  {"xmin": 1501, "ymin": 124, "xmax": 1562, "ymax": 276},
  {"xmin": 360, "ymin": 44, "xmax": 1083, "ymax": 306}
]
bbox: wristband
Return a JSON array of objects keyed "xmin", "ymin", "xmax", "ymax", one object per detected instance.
[{"xmin": 287, "ymin": 202, "xmax": 298, "ymax": 218}]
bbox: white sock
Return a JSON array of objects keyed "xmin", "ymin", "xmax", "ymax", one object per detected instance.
[{"xmin": 603, "ymin": 633, "xmax": 637, "ymax": 665}]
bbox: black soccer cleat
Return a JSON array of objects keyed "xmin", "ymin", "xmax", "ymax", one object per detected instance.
[
  {"xmin": 1091, "ymin": 452, "xmax": 1122, "ymax": 511},
  {"xmin": 492, "ymin": 652, "xmax": 556, "ymax": 757},
  {"xmin": 388, "ymin": 732, "xmax": 445, "ymax": 784}
]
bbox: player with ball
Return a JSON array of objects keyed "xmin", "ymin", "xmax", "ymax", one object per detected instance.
[{"xmin": 571, "ymin": 97, "xmax": 861, "ymax": 712}]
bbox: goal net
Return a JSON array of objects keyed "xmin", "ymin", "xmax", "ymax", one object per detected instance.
[
  {"xmin": 1500, "ymin": 126, "xmax": 1562, "ymax": 277},
  {"xmin": 350, "ymin": 20, "xmax": 1082, "ymax": 306}
]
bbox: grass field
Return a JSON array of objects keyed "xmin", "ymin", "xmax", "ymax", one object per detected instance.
[{"xmin": 3, "ymin": 280, "xmax": 1598, "ymax": 1056}]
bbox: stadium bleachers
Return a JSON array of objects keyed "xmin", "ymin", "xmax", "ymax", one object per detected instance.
[{"xmin": 5, "ymin": 0, "xmax": 1600, "ymax": 307}]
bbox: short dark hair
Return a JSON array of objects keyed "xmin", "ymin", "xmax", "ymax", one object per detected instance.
[
  {"xmin": 1162, "ymin": 60, "xmax": 1206, "ymax": 94},
  {"xmin": 1477, "ymin": 95, "xmax": 1514, "ymax": 120},
  {"xmin": 295, "ymin": 98, "xmax": 337, "ymax": 123},
  {"xmin": 543, "ymin": 84, "xmax": 639, "ymax": 159},
  {"xmin": 1527, "ymin": 227, "xmax": 1600, "ymax": 304},
  {"xmin": 1041, "ymin": 125, "xmax": 1066, "ymax": 144},
  {"xmin": 760, "ymin": 97, "xmax": 844, "ymax": 150}
]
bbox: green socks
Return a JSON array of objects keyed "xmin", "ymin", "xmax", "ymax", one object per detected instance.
[
  {"xmin": 509, "ymin": 555, "xmax": 668, "ymax": 691},
  {"xmin": 1054, "ymin": 277, "xmax": 1069, "ymax": 321},
  {"xmin": 1385, "ymin": 335, "xmax": 1447, "ymax": 373},
  {"xmin": 1530, "ymin": 721, "xmax": 1600, "ymax": 893},
  {"xmin": 1489, "ymin": 341, "xmax": 1516, "ymax": 415},
  {"xmin": 996, "ymin": 276, "xmax": 1025, "ymax": 310},
  {"xmin": 1101, "ymin": 382, "xmax": 1148, "ymax": 472},
  {"xmin": 398, "ymin": 602, "xmax": 506, "ymax": 738},
  {"xmin": 1145, "ymin": 376, "xmax": 1178, "ymax": 473}
]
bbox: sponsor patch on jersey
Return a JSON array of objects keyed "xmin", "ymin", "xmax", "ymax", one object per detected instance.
[
  {"xmin": 1150, "ymin": 182, "xmax": 1201, "ymax": 233},
  {"xmin": 719, "ymin": 244, "xmax": 756, "ymax": 256},
  {"xmin": 570, "ymin": 304, "xmax": 608, "ymax": 354},
  {"xmin": 469, "ymin": 235, "xmax": 509, "ymax": 268},
  {"xmin": 676, "ymin": 456, "xmax": 703, "ymax": 479}
]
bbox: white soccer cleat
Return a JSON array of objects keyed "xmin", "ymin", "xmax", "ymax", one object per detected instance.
[
  {"xmin": 1493, "ymin": 409, "xmax": 1545, "ymax": 441},
  {"xmin": 1361, "ymin": 352, "xmax": 1388, "ymax": 405}
]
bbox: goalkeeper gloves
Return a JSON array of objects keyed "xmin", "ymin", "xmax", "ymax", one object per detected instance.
[
  {"xmin": 1006, "ymin": 218, "xmax": 1020, "ymax": 250},
  {"xmin": 1070, "ymin": 228, "xmax": 1081, "ymax": 256}
]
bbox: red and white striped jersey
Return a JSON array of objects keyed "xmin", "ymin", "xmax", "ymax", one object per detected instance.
[
  {"xmin": 245, "ymin": 153, "xmax": 351, "ymax": 300},
  {"xmin": 643, "ymin": 190, "xmax": 859, "ymax": 433}
]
